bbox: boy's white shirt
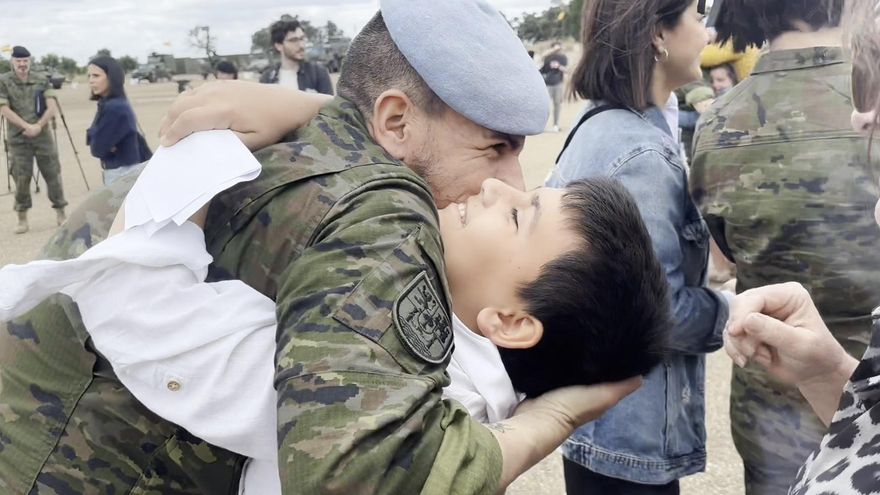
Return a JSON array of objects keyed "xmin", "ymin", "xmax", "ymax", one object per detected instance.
[
  {"xmin": 0, "ymin": 130, "xmax": 523, "ymax": 495},
  {"xmin": 444, "ymin": 314, "xmax": 524, "ymax": 424}
]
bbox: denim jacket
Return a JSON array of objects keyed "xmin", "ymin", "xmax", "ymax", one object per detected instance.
[{"xmin": 545, "ymin": 102, "xmax": 729, "ymax": 484}]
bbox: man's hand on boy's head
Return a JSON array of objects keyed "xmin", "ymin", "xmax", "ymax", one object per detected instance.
[{"xmin": 515, "ymin": 376, "xmax": 642, "ymax": 427}]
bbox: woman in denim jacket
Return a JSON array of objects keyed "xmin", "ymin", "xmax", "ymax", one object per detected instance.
[{"xmin": 545, "ymin": 0, "xmax": 729, "ymax": 493}]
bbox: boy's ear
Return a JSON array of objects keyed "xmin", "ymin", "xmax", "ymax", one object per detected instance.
[
  {"xmin": 369, "ymin": 89, "xmax": 416, "ymax": 160},
  {"xmin": 476, "ymin": 307, "xmax": 544, "ymax": 349}
]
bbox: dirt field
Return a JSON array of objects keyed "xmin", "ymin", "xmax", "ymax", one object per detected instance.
[{"xmin": 0, "ymin": 78, "xmax": 746, "ymax": 494}]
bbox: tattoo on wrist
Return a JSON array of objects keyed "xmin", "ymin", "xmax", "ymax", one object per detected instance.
[{"xmin": 486, "ymin": 422, "xmax": 513, "ymax": 433}]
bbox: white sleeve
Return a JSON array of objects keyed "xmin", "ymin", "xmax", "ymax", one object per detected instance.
[
  {"xmin": 69, "ymin": 224, "xmax": 279, "ymax": 463},
  {"xmin": 0, "ymin": 222, "xmax": 278, "ymax": 463},
  {"xmin": 442, "ymin": 357, "xmax": 490, "ymax": 424}
]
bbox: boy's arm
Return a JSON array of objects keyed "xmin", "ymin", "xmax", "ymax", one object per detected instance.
[{"xmin": 159, "ymin": 81, "xmax": 332, "ymax": 150}]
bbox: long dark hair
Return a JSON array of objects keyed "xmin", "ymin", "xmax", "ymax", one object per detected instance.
[
  {"xmin": 715, "ymin": 0, "xmax": 844, "ymax": 51},
  {"xmin": 88, "ymin": 56, "xmax": 126, "ymax": 101},
  {"xmin": 569, "ymin": 0, "xmax": 693, "ymax": 109}
]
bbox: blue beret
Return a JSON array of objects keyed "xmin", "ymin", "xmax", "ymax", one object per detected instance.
[
  {"xmin": 381, "ymin": 0, "xmax": 549, "ymax": 136},
  {"xmin": 11, "ymin": 46, "xmax": 30, "ymax": 59}
]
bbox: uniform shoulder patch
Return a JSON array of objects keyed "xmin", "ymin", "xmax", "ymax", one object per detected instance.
[{"xmin": 393, "ymin": 271, "xmax": 453, "ymax": 364}]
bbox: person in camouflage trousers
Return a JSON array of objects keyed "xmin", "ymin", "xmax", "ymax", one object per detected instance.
[
  {"xmin": 0, "ymin": 5, "xmax": 637, "ymax": 494},
  {"xmin": 690, "ymin": 1, "xmax": 880, "ymax": 493},
  {"xmin": 0, "ymin": 46, "xmax": 67, "ymax": 234}
]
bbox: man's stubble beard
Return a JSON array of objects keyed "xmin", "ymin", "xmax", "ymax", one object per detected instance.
[{"xmin": 408, "ymin": 133, "xmax": 450, "ymax": 208}]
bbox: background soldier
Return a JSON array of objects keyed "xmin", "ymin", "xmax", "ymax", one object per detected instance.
[
  {"xmin": 0, "ymin": 45, "xmax": 67, "ymax": 234},
  {"xmin": 690, "ymin": 1, "xmax": 880, "ymax": 493}
]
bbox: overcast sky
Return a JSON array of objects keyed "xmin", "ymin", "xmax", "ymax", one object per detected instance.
[{"xmin": 0, "ymin": 0, "xmax": 555, "ymax": 65}]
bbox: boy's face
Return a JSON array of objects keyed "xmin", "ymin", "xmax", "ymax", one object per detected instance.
[{"xmin": 438, "ymin": 179, "xmax": 579, "ymax": 332}]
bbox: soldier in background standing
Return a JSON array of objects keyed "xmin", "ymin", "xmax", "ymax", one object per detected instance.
[
  {"xmin": 0, "ymin": 45, "xmax": 67, "ymax": 234},
  {"xmin": 690, "ymin": 1, "xmax": 880, "ymax": 493}
]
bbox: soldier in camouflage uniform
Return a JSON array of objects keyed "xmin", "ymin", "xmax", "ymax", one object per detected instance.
[
  {"xmin": 0, "ymin": 4, "xmax": 633, "ymax": 494},
  {"xmin": 690, "ymin": 1, "xmax": 880, "ymax": 492},
  {"xmin": 0, "ymin": 46, "xmax": 67, "ymax": 234}
]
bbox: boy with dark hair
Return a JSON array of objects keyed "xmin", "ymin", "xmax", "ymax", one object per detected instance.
[
  {"xmin": 259, "ymin": 18, "xmax": 333, "ymax": 94},
  {"xmin": 0, "ymin": 150, "xmax": 671, "ymax": 491},
  {"xmin": 445, "ymin": 177, "xmax": 670, "ymax": 422}
]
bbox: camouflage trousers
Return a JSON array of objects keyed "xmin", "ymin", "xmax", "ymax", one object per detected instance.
[
  {"xmin": 730, "ymin": 338, "xmax": 868, "ymax": 495},
  {"xmin": 9, "ymin": 132, "xmax": 67, "ymax": 212},
  {"xmin": 0, "ymin": 175, "xmax": 244, "ymax": 494}
]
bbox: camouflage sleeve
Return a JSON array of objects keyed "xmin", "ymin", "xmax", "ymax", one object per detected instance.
[
  {"xmin": 42, "ymin": 81, "xmax": 57, "ymax": 100},
  {"xmin": 0, "ymin": 78, "xmax": 8, "ymax": 107},
  {"xmin": 612, "ymin": 150, "xmax": 728, "ymax": 354},
  {"xmin": 269, "ymin": 183, "xmax": 502, "ymax": 494}
]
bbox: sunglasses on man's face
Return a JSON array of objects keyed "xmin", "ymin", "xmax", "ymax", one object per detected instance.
[{"xmin": 852, "ymin": 61, "xmax": 880, "ymax": 114}]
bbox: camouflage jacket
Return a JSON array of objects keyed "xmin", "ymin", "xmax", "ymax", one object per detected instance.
[
  {"xmin": 0, "ymin": 98, "xmax": 501, "ymax": 494},
  {"xmin": 691, "ymin": 47, "xmax": 880, "ymax": 346},
  {"xmin": 0, "ymin": 71, "xmax": 56, "ymax": 142}
]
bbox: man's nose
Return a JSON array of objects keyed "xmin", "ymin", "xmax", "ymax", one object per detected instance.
[{"xmin": 494, "ymin": 155, "xmax": 525, "ymax": 191}]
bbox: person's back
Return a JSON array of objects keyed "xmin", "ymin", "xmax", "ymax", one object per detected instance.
[
  {"xmin": 690, "ymin": 1, "xmax": 880, "ymax": 491},
  {"xmin": 691, "ymin": 45, "xmax": 880, "ymax": 492}
]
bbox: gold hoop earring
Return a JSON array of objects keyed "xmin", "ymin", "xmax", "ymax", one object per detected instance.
[{"xmin": 654, "ymin": 48, "xmax": 669, "ymax": 63}]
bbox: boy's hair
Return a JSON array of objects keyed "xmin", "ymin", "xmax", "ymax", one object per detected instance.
[
  {"xmin": 337, "ymin": 12, "xmax": 446, "ymax": 121},
  {"xmin": 715, "ymin": 0, "xmax": 844, "ymax": 51},
  {"xmin": 497, "ymin": 178, "xmax": 671, "ymax": 398},
  {"xmin": 270, "ymin": 19, "xmax": 303, "ymax": 45}
]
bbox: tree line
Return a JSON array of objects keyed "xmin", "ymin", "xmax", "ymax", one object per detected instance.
[{"xmin": 0, "ymin": 49, "xmax": 138, "ymax": 75}]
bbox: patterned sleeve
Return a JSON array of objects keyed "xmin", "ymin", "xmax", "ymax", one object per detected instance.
[{"xmin": 267, "ymin": 182, "xmax": 503, "ymax": 494}]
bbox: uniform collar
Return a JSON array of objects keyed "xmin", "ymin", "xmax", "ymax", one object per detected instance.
[
  {"xmin": 751, "ymin": 47, "xmax": 846, "ymax": 75},
  {"xmin": 318, "ymin": 97, "xmax": 373, "ymax": 135}
]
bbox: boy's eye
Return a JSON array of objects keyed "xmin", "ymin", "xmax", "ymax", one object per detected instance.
[{"xmin": 511, "ymin": 208, "xmax": 519, "ymax": 228}]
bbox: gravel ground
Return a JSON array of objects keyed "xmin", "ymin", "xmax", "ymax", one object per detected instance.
[{"xmin": 0, "ymin": 77, "xmax": 745, "ymax": 494}]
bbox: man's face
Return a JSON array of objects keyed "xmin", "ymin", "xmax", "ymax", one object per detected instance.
[
  {"xmin": 438, "ymin": 179, "xmax": 578, "ymax": 330},
  {"xmin": 275, "ymin": 28, "xmax": 307, "ymax": 63},
  {"xmin": 12, "ymin": 57, "xmax": 30, "ymax": 78},
  {"xmin": 410, "ymin": 108, "xmax": 526, "ymax": 207}
]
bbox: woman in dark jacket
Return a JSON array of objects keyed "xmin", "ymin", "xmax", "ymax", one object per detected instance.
[{"xmin": 87, "ymin": 56, "xmax": 147, "ymax": 184}]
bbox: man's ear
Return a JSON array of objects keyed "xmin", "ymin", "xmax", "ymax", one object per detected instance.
[
  {"xmin": 476, "ymin": 307, "xmax": 544, "ymax": 349},
  {"xmin": 369, "ymin": 89, "xmax": 417, "ymax": 160},
  {"xmin": 274, "ymin": 42, "xmax": 283, "ymax": 54}
]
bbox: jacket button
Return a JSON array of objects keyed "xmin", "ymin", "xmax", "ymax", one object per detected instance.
[{"xmin": 167, "ymin": 380, "xmax": 182, "ymax": 392}]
